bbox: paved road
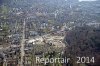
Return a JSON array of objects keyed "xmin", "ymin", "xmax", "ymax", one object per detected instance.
[{"xmin": 20, "ymin": 19, "xmax": 26, "ymax": 66}]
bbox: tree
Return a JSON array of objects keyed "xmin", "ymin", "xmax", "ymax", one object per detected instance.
[
  {"xmin": 0, "ymin": 5, "xmax": 8, "ymax": 15},
  {"xmin": 64, "ymin": 26, "xmax": 100, "ymax": 66}
]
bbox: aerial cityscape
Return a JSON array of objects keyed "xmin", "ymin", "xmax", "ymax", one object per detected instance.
[{"xmin": 0, "ymin": 0, "xmax": 100, "ymax": 66}]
